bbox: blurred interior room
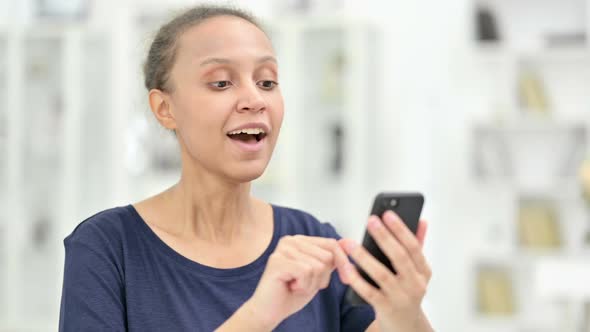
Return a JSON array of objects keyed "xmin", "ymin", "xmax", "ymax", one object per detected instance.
[{"xmin": 1, "ymin": 0, "xmax": 590, "ymax": 331}]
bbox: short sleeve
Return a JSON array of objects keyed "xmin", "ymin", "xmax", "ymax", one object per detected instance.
[
  {"xmin": 320, "ymin": 222, "xmax": 376, "ymax": 332},
  {"xmin": 59, "ymin": 221, "xmax": 127, "ymax": 331}
]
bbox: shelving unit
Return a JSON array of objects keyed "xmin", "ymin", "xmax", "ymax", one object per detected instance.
[
  {"xmin": 256, "ymin": 18, "xmax": 379, "ymax": 239},
  {"xmin": 0, "ymin": 25, "xmax": 112, "ymax": 331},
  {"xmin": 0, "ymin": 37, "xmax": 6, "ymax": 297},
  {"xmin": 473, "ymin": 120, "xmax": 587, "ymax": 189},
  {"xmin": 467, "ymin": 0, "xmax": 590, "ymax": 331}
]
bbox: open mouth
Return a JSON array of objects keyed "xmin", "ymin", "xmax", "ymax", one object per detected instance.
[{"xmin": 226, "ymin": 128, "xmax": 267, "ymax": 143}]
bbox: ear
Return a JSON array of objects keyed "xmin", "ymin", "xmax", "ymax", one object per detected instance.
[{"xmin": 148, "ymin": 89, "xmax": 177, "ymax": 131}]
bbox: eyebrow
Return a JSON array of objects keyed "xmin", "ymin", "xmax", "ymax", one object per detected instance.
[{"xmin": 199, "ymin": 55, "xmax": 277, "ymax": 67}]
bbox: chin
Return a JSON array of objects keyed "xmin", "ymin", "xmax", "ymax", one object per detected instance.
[{"xmin": 227, "ymin": 160, "xmax": 269, "ymax": 183}]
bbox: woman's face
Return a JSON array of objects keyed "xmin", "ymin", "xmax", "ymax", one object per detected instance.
[{"xmin": 164, "ymin": 15, "xmax": 284, "ymax": 183}]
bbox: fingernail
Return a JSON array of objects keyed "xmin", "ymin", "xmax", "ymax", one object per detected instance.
[
  {"xmin": 384, "ymin": 210, "xmax": 398, "ymax": 224},
  {"xmin": 368, "ymin": 217, "xmax": 382, "ymax": 230}
]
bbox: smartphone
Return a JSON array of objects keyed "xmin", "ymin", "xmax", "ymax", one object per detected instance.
[{"xmin": 345, "ymin": 192, "xmax": 424, "ymax": 306}]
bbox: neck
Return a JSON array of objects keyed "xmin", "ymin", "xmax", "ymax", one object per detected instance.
[{"xmin": 163, "ymin": 167, "xmax": 258, "ymax": 244}]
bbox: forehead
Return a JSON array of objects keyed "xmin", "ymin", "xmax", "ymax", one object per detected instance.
[{"xmin": 176, "ymin": 15, "xmax": 275, "ymax": 61}]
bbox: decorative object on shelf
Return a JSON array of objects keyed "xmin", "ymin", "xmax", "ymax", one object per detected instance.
[
  {"xmin": 329, "ymin": 122, "xmax": 344, "ymax": 176},
  {"xmin": 518, "ymin": 64, "xmax": 550, "ymax": 114},
  {"xmin": 321, "ymin": 50, "xmax": 346, "ymax": 104},
  {"xmin": 517, "ymin": 197, "xmax": 561, "ymax": 249},
  {"xmin": 476, "ymin": 264, "xmax": 515, "ymax": 316},
  {"xmin": 475, "ymin": 4, "xmax": 501, "ymax": 42},
  {"xmin": 32, "ymin": 215, "xmax": 51, "ymax": 251},
  {"xmin": 150, "ymin": 131, "xmax": 181, "ymax": 173}
]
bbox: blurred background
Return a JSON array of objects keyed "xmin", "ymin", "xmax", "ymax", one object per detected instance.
[{"xmin": 1, "ymin": 0, "xmax": 590, "ymax": 331}]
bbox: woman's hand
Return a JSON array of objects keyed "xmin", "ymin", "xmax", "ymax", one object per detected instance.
[
  {"xmin": 237, "ymin": 235, "xmax": 351, "ymax": 330},
  {"xmin": 339, "ymin": 211, "xmax": 433, "ymax": 332}
]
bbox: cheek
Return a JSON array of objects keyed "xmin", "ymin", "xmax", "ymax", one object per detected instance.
[
  {"xmin": 270, "ymin": 94, "xmax": 285, "ymax": 128},
  {"xmin": 174, "ymin": 95, "xmax": 230, "ymax": 147},
  {"xmin": 178, "ymin": 93, "xmax": 230, "ymax": 128}
]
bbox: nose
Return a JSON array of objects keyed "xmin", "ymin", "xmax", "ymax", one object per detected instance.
[{"xmin": 236, "ymin": 82, "xmax": 266, "ymax": 113}]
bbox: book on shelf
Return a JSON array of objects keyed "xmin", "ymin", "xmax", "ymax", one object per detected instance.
[
  {"xmin": 517, "ymin": 198, "xmax": 561, "ymax": 249},
  {"xmin": 320, "ymin": 50, "xmax": 346, "ymax": 105},
  {"xmin": 518, "ymin": 66, "xmax": 550, "ymax": 114},
  {"xmin": 580, "ymin": 159, "xmax": 590, "ymax": 204},
  {"xmin": 476, "ymin": 265, "xmax": 516, "ymax": 316}
]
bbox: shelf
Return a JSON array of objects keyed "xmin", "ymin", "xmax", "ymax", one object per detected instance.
[
  {"xmin": 472, "ymin": 120, "xmax": 587, "ymax": 190},
  {"xmin": 474, "ymin": 46, "xmax": 590, "ymax": 64},
  {"xmin": 522, "ymin": 48, "xmax": 590, "ymax": 64},
  {"xmin": 533, "ymin": 256, "xmax": 590, "ymax": 300}
]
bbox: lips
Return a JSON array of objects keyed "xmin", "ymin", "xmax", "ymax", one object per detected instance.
[{"xmin": 226, "ymin": 122, "xmax": 270, "ymax": 153}]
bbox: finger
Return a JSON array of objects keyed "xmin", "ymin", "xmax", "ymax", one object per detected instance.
[
  {"xmin": 277, "ymin": 235, "xmax": 348, "ymax": 289},
  {"xmin": 366, "ymin": 215, "xmax": 418, "ymax": 279},
  {"xmin": 339, "ymin": 238, "xmax": 398, "ymax": 295},
  {"xmin": 289, "ymin": 260, "xmax": 315, "ymax": 292},
  {"xmin": 291, "ymin": 236, "xmax": 335, "ymax": 266},
  {"xmin": 340, "ymin": 259, "xmax": 388, "ymax": 308},
  {"xmin": 270, "ymin": 252, "xmax": 306, "ymax": 289},
  {"xmin": 300, "ymin": 236, "xmax": 352, "ymax": 284},
  {"xmin": 280, "ymin": 245, "xmax": 332, "ymax": 292},
  {"xmin": 416, "ymin": 219, "xmax": 428, "ymax": 247},
  {"xmin": 300, "ymin": 237, "xmax": 350, "ymax": 269},
  {"xmin": 290, "ymin": 239, "xmax": 337, "ymax": 289},
  {"xmin": 383, "ymin": 211, "xmax": 431, "ymax": 280}
]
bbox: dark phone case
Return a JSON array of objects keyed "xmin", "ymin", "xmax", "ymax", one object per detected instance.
[{"xmin": 345, "ymin": 192, "xmax": 424, "ymax": 306}]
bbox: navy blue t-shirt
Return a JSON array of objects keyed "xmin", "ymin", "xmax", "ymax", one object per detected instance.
[{"xmin": 59, "ymin": 204, "xmax": 375, "ymax": 331}]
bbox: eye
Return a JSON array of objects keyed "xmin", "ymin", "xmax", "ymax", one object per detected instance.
[
  {"xmin": 257, "ymin": 80, "xmax": 278, "ymax": 90},
  {"xmin": 209, "ymin": 81, "xmax": 232, "ymax": 90}
]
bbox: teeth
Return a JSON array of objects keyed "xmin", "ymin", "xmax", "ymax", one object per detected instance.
[{"xmin": 228, "ymin": 128, "xmax": 266, "ymax": 135}]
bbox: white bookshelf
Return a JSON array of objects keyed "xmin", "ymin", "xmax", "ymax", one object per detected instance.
[
  {"xmin": 467, "ymin": 0, "xmax": 590, "ymax": 331},
  {"xmin": 0, "ymin": 25, "xmax": 113, "ymax": 331},
  {"xmin": 256, "ymin": 18, "xmax": 379, "ymax": 239}
]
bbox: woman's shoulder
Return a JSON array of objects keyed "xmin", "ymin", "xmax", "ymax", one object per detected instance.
[
  {"xmin": 273, "ymin": 204, "xmax": 342, "ymax": 240},
  {"xmin": 64, "ymin": 205, "xmax": 135, "ymax": 249}
]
